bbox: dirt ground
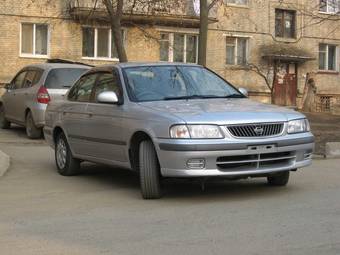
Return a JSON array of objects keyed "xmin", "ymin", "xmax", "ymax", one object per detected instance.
[{"xmin": 304, "ymin": 112, "xmax": 340, "ymax": 155}]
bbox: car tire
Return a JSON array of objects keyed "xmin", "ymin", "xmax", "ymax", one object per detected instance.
[
  {"xmin": 26, "ymin": 111, "xmax": 42, "ymax": 139},
  {"xmin": 0, "ymin": 105, "xmax": 11, "ymax": 129},
  {"xmin": 139, "ymin": 140, "xmax": 162, "ymax": 199},
  {"xmin": 267, "ymin": 171, "xmax": 290, "ymax": 186},
  {"xmin": 55, "ymin": 132, "xmax": 80, "ymax": 176}
]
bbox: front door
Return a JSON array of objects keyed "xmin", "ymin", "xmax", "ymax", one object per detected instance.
[
  {"xmin": 273, "ymin": 61, "xmax": 297, "ymax": 106},
  {"xmin": 84, "ymin": 71, "xmax": 127, "ymax": 163}
]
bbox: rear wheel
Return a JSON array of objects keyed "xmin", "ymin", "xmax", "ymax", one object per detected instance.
[
  {"xmin": 139, "ymin": 140, "xmax": 162, "ymax": 199},
  {"xmin": 55, "ymin": 132, "xmax": 80, "ymax": 176},
  {"xmin": 267, "ymin": 171, "xmax": 290, "ymax": 186},
  {"xmin": 0, "ymin": 105, "xmax": 10, "ymax": 129},
  {"xmin": 26, "ymin": 111, "xmax": 42, "ymax": 139}
]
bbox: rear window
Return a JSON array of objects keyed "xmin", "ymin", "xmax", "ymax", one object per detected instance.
[{"xmin": 45, "ymin": 68, "xmax": 88, "ymax": 89}]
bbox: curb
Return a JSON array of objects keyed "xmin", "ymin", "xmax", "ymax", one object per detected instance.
[
  {"xmin": 0, "ymin": 150, "xmax": 10, "ymax": 178},
  {"xmin": 325, "ymin": 142, "xmax": 340, "ymax": 159}
]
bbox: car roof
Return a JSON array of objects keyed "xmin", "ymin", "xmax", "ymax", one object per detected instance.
[{"xmin": 23, "ymin": 63, "xmax": 91, "ymax": 70}]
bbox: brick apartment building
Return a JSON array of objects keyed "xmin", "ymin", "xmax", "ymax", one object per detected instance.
[{"xmin": 1, "ymin": 0, "xmax": 340, "ymax": 112}]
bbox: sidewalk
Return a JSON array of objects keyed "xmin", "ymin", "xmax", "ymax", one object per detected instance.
[{"xmin": 304, "ymin": 112, "xmax": 340, "ymax": 156}]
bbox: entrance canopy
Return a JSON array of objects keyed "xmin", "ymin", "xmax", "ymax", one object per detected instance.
[{"xmin": 261, "ymin": 44, "xmax": 315, "ymax": 63}]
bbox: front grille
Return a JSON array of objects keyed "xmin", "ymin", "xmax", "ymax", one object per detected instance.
[
  {"xmin": 216, "ymin": 151, "xmax": 296, "ymax": 171},
  {"xmin": 227, "ymin": 123, "xmax": 284, "ymax": 138}
]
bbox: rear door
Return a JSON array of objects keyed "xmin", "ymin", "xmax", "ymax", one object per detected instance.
[
  {"xmin": 83, "ymin": 70, "xmax": 127, "ymax": 162},
  {"xmin": 62, "ymin": 73, "xmax": 97, "ymax": 156},
  {"xmin": 2, "ymin": 70, "xmax": 27, "ymax": 122},
  {"xmin": 13, "ymin": 69, "xmax": 39, "ymax": 123}
]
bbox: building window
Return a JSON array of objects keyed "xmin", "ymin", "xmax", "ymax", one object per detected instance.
[
  {"xmin": 159, "ymin": 32, "xmax": 198, "ymax": 63},
  {"xmin": 21, "ymin": 23, "xmax": 48, "ymax": 57},
  {"xmin": 226, "ymin": 37, "xmax": 248, "ymax": 65},
  {"xmin": 319, "ymin": 44, "xmax": 337, "ymax": 71},
  {"xmin": 320, "ymin": 0, "xmax": 340, "ymax": 13},
  {"xmin": 225, "ymin": 0, "xmax": 248, "ymax": 6},
  {"xmin": 82, "ymin": 27, "xmax": 125, "ymax": 60},
  {"xmin": 275, "ymin": 9, "xmax": 296, "ymax": 38}
]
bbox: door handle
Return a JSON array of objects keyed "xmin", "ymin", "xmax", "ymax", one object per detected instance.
[{"xmin": 87, "ymin": 112, "xmax": 93, "ymax": 117}]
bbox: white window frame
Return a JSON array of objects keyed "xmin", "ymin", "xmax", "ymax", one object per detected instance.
[
  {"xmin": 19, "ymin": 23, "xmax": 50, "ymax": 59},
  {"xmin": 159, "ymin": 31, "xmax": 199, "ymax": 63},
  {"xmin": 225, "ymin": 35, "xmax": 250, "ymax": 66},
  {"xmin": 319, "ymin": 0, "xmax": 340, "ymax": 14},
  {"xmin": 319, "ymin": 43, "xmax": 338, "ymax": 71},
  {"xmin": 82, "ymin": 26, "xmax": 126, "ymax": 61},
  {"xmin": 224, "ymin": 0, "xmax": 249, "ymax": 7}
]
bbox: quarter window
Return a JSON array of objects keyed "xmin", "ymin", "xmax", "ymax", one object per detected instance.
[
  {"xmin": 275, "ymin": 9, "xmax": 296, "ymax": 38},
  {"xmin": 319, "ymin": 44, "xmax": 337, "ymax": 71},
  {"xmin": 82, "ymin": 27, "xmax": 125, "ymax": 60},
  {"xmin": 22, "ymin": 71, "xmax": 37, "ymax": 88},
  {"xmin": 320, "ymin": 0, "xmax": 340, "ymax": 13},
  {"xmin": 159, "ymin": 32, "xmax": 198, "ymax": 63},
  {"xmin": 21, "ymin": 23, "xmax": 48, "ymax": 56},
  {"xmin": 226, "ymin": 37, "xmax": 248, "ymax": 65}
]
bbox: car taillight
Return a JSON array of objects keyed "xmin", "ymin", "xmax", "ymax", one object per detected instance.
[{"xmin": 37, "ymin": 86, "xmax": 50, "ymax": 104}]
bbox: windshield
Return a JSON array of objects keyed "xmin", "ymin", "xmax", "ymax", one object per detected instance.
[
  {"xmin": 123, "ymin": 66, "xmax": 244, "ymax": 102},
  {"xmin": 45, "ymin": 68, "xmax": 88, "ymax": 89}
]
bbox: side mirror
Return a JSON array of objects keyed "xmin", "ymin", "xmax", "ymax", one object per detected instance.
[
  {"xmin": 238, "ymin": 87, "xmax": 248, "ymax": 97},
  {"xmin": 97, "ymin": 91, "xmax": 118, "ymax": 104}
]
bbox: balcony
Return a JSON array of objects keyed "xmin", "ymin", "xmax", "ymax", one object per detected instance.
[{"xmin": 68, "ymin": 0, "xmax": 217, "ymax": 28}]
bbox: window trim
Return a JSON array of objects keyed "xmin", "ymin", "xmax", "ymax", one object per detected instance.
[
  {"xmin": 225, "ymin": 36, "xmax": 250, "ymax": 66},
  {"xmin": 224, "ymin": 0, "xmax": 249, "ymax": 7},
  {"xmin": 159, "ymin": 32, "xmax": 199, "ymax": 64},
  {"xmin": 81, "ymin": 26, "xmax": 126, "ymax": 61},
  {"xmin": 19, "ymin": 23, "xmax": 50, "ymax": 59},
  {"xmin": 319, "ymin": 43, "xmax": 338, "ymax": 72}
]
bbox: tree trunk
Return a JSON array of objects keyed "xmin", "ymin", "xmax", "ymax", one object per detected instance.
[
  {"xmin": 198, "ymin": 0, "xmax": 208, "ymax": 66},
  {"xmin": 111, "ymin": 19, "xmax": 128, "ymax": 62}
]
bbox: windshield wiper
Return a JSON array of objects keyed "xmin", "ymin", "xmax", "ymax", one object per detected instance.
[
  {"xmin": 163, "ymin": 94, "xmax": 244, "ymax": 100},
  {"xmin": 164, "ymin": 95, "xmax": 214, "ymax": 100}
]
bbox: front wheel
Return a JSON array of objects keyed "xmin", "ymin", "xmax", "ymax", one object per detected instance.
[
  {"xmin": 26, "ymin": 111, "xmax": 42, "ymax": 139},
  {"xmin": 55, "ymin": 132, "xmax": 80, "ymax": 176},
  {"xmin": 139, "ymin": 140, "xmax": 162, "ymax": 199},
  {"xmin": 267, "ymin": 171, "xmax": 290, "ymax": 186},
  {"xmin": 0, "ymin": 105, "xmax": 10, "ymax": 129}
]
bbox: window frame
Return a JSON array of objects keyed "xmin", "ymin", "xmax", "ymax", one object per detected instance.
[
  {"xmin": 275, "ymin": 9, "xmax": 296, "ymax": 39},
  {"xmin": 319, "ymin": 0, "xmax": 340, "ymax": 14},
  {"xmin": 81, "ymin": 26, "xmax": 126, "ymax": 61},
  {"xmin": 159, "ymin": 32, "xmax": 199, "ymax": 64},
  {"xmin": 225, "ymin": 36, "xmax": 249, "ymax": 66},
  {"xmin": 319, "ymin": 43, "xmax": 338, "ymax": 72},
  {"xmin": 20, "ymin": 23, "xmax": 49, "ymax": 58},
  {"xmin": 224, "ymin": 0, "xmax": 249, "ymax": 7}
]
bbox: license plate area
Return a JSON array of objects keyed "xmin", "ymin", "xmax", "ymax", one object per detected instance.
[{"xmin": 247, "ymin": 144, "xmax": 277, "ymax": 153}]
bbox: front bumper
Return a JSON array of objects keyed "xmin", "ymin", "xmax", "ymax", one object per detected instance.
[{"xmin": 155, "ymin": 133, "xmax": 314, "ymax": 178}]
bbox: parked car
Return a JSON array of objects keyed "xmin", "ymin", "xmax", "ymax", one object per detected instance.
[
  {"xmin": 0, "ymin": 63, "xmax": 90, "ymax": 138},
  {"xmin": 43, "ymin": 63, "xmax": 314, "ymax": 199}
]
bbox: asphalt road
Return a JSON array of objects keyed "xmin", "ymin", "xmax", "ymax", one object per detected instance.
[{"xmin": 0, "ymin": 127, "xmax": 340, "ymax": 255}]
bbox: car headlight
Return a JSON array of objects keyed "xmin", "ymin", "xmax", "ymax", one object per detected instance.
[
  {"xmin": 170, "ymin": 125, "xmax": 224, "ymax": 139},
  {"xmin": 287, "ymin": 119, "xmax": 310, "ymax": 134}
]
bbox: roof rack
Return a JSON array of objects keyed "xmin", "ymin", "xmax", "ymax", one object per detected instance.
[{"xmin": 46, "ymin": 58, "xmax": 94, "ymax": 67}]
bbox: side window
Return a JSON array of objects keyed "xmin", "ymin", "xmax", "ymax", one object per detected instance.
[
  {"xmin": 22, "ymin": 70, "xmax": 37, "ymax": 88},
  {"xmin": 93, "ymin": 72, "xmax": 121, "ymax": 102},
  {"xmin": 68, "ymin": 74, "xmax": 97, "ymax": 102},
  {"xmin": 11, "ymin": 71, "xmax": 27, "ymax": 89}
]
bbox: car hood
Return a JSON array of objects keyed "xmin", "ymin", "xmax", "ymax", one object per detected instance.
[{"xmin": 139, "ymin": 98, "xmax": 305, "ymax": 125}]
